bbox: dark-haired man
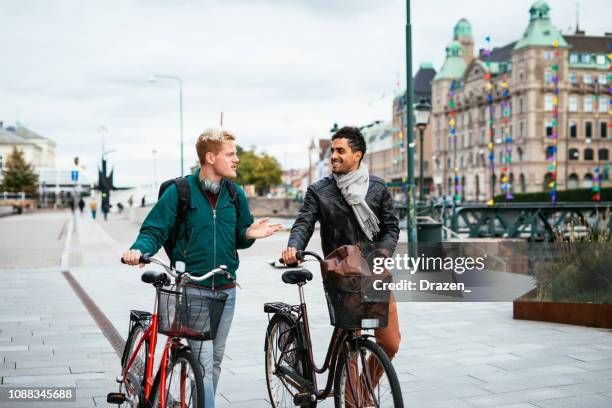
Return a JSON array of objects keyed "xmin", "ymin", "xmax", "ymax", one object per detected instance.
[{"xmin": 281, "ymin": 125, "xmax": 401, "ymax": 361}]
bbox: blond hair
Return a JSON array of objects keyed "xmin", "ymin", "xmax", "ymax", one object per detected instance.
[{"xmin": 195, "ymin": 128, "xmax": 236, "ymax": 164}]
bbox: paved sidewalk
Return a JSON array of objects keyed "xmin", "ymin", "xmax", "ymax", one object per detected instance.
[{"xmin": 1, "ymin": 211, "xmax": 611, "ymax": 407}]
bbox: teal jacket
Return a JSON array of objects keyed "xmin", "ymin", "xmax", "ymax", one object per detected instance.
[{"xmin": 130, "ymin": 171, "xmax": 255, "ymax": 287}]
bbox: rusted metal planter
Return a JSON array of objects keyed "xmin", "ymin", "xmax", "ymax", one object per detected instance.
[{"xmin": 513, "ymin": 288, "xmax": 612, "ymax": 329}]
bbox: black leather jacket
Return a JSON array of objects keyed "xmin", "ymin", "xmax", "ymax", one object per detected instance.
[{"xmin": 288, "ymin": 175, "xmax": 400, "ymax": 258}]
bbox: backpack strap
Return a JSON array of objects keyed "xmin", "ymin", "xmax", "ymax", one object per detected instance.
[
  {"xmin": 225, "ymin": 180, "xmax": 241, "ymax": 220},
  {"xmin": 162, "ymin": 176, "xmax": 191, "ymax": 265},
  {"xmin": 174, "ymin": 177, "xmax": 191, "ymax": 225}
]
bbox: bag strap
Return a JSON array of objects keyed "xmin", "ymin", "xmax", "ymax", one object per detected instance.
[
  {"xmin": 174, "ymin": 177, "xmax": 191, "ymax": 225},
  {"xmin": 225, "ymin": 180, "xmax": 241, "ymax": 220},
  {"xmin": 168, "ymin": 177, "xmax": 191, "ymax": 265}
]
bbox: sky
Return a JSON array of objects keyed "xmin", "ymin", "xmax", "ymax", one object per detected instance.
[{"xmin": 1, "ymin": 0, "xmax": 609, "ymax": 187}]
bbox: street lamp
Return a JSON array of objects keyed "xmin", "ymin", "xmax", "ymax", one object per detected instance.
[
  {"xmin": 149, "ymin": 74, "xmax": 184, "ymax": 177},
  {"xmin": 414, "ymin": 97, "xmax": 431, "ymax": 203},
  {"xmin": 405, "ymin": 0, "xmax": 417, "ymax": 254}
]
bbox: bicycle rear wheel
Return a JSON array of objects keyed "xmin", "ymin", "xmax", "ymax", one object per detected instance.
[
  {"xmin": 119, "ymin": 323, "xmax": 148, "ymax": 408},
  {"xmin": 334, "ymin": 337, "xmax": 403, "ymax": 408},
  {"xmin": 265, "ymin": 313, "xmax": 315, "ymax": 407},
  {"xmin": 150, "ymin": 349, "xmax": 204, "ymax": 408}
]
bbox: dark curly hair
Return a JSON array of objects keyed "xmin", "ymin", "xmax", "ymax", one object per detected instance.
[{"xmin": 331, "ymin": 126, "xmax": 366, "ymax": 163}]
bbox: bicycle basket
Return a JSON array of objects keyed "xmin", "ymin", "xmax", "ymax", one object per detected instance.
[
  {"xmin": 323, "ymin": 274, "xmax": 391, "ymax": 330},
  {"xmin": 156, "ymin": 284, "xmax": 228, "ymax": 341}
]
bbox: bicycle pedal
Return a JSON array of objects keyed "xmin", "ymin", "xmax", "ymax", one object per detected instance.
[
  {"xmin": 293, "ymin": 392, "xmax": 316, "ymax": 406},
  {"xmin": 107, "ymin": 392, "xmax": 126, "ymax": 404}
]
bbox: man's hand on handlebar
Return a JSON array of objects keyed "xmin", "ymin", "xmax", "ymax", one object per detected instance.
[
  {"xmin": 122, "ymin": 249, "xmax": 145, "ymax": 268},
  {"xmin": 281, "ymin": 247, "xmax": 302, "ymax": 266}
]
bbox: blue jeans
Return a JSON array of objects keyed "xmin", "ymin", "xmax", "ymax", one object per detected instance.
[{"xmin": 187, "ymin": 286, "xmax": 236, "ymax": 408}]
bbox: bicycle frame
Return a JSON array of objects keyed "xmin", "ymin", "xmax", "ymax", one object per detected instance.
[
  {"xmin": 292, "ymin": 282, "xmax": 360, "ymax": 400},
  {"xmin": 121, "ymin": 295, "xmax": 180, "ymax": 407}
]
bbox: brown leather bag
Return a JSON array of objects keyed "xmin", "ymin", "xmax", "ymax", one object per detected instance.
[{"xmin": 320, "ymin": 244, "xmax": 391, "ymax": 329}]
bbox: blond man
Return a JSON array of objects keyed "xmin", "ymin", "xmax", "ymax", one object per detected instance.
[{"xmin": 123, "ymin": 128, "xmax": 282, "ymax": 407}]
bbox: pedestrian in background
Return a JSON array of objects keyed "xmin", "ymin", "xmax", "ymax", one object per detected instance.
[
  {"xmin": 128, "ymin": 195, "xmax": 134, "ymax": 207},
  {"xmin": 102, "ymin": 202, "xmax": 110, "ymax": 221},
  {"xmin": 90, "ymin": 199, "xmax": 97, "ymax": 219},
  {"xmin": 78, "ymin": 198, "xmax": 85, "ymax": 214}
]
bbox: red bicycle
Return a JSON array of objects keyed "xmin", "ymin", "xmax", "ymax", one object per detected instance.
[{"xmin": 107, "ymin": 254, "xmax": 232, "ymax": 408}]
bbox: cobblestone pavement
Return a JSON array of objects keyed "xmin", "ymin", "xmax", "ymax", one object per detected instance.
[{"xmin": 0, "ymin": 211, "xmax": 611, "ymax": 407}]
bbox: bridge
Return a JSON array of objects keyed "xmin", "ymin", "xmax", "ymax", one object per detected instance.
[{"xmin": 396, "ymin": 202, "xmax": 612, "ymax": 241}]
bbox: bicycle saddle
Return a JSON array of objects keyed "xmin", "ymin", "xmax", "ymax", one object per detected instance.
[
  {"xmin": 282, "ymin": 269, "xmax": 313, "ymax": 285},
  {"xmin": 141, "ymin": 270, "xmax": 169, "ymax": 285}
]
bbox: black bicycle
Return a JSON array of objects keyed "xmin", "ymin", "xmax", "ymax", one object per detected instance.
[{"xmin": 264, "ymin": 250, "xmax": 403, "ymax": 407}]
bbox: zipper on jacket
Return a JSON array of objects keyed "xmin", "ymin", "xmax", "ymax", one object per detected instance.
[
  {"xmin": 183, "ymin": 227, "xmax": 195, "ymax": 257},
  {"xmin": 212, "ymin": 208, "xmax": 217, "ymax": 289}
]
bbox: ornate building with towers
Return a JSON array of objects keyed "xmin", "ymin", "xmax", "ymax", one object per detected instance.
[{"xmin": 431, "ymin": 0, "xmax": 611, "ymax": 202}]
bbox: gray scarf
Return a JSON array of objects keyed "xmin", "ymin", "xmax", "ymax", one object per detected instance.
[{"xmin": 333, "ymin": 165, "xmax": 380, "ymax": 241}]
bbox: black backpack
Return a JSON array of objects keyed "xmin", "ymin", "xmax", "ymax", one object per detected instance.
[{"xmin": 158, "ymin": 176, "xmax": 241, "ymax": 262}]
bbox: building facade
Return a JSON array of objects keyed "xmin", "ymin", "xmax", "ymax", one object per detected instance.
[
  {"xmin": 431, "ymin": 1, "xmax": 611, "ymax": 202},
  {"xmin": 0, "ymin": 122, "xmax": 56, "ymax": 172}
]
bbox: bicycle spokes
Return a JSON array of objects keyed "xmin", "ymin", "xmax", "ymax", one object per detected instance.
[{"xmin": 340, "ymin": 344, "xmax": 393, "ymax": 408}]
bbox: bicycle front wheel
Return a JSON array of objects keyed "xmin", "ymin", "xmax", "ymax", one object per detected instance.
[
  {"xmin": 334, "ymin": 337, "xmax": 403, "ymax": 408},
  {"xmin": 150, "ymin": 349, "xmax": 204, "ymax": 408}
]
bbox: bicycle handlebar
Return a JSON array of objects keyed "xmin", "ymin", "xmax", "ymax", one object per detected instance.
[
  {"xmin": 278, "ymin": 250, "xmax": 323, "ymax": 266},
  {"xmin": 121, "ymin": 254, "xmax": 231, "ymax": 283}
]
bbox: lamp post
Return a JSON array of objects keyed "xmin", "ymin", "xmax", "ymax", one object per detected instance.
[
  {"xmin": 414, "ymin": 97, "xmax": 431, "ymax": 203},
  {"xmin": 405, "ymin": 0, "xmax": 417, "ymax": 254},
  {"xmin": 149, "ymin": 74, "xmax": 184, "ymax": 177}
]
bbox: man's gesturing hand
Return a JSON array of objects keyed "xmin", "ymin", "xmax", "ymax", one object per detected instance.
[
  {"xmin": 122, "ymin": 249, "xmax": 144, "ymax": 267},
  {"xmin": 245, "ymin": 218, "xmax": 283, "ymax": 239}
]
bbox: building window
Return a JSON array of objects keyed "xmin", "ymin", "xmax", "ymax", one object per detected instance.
[
  {"xmin": 519, "ymin": 96, "xmax": 524, "ymax": 113},
  {"xmin": 583, "ymin": 74, "xmax": 592, "ymax": 84},
  {"xmin": 0, "ymin": 155, "xmax": 3, "ymax": 169},
  {"xmin": 581, "ymin": 54, "xmax": 591, "ymax": 64},
  {"xmin": 568, "ymin": 173, "xmax": 579, "ymax": 189},
  {"xmin": 545, "ymin": 122, "xmax": 554, "ymax": 137},
  {"xmin": 569, "ymin": 148, "xmax": 579, "ymax": 160},
  {"xmin": 568, "ymin": 95, "xmax": 578, "ymax": 112},
  {"xmin": 481, "ymin": 129, "xmax": 486, "ymax": 144},
  {"xmin": 584, "ymin": 148, "xmax": 594, "ymax": 161},
  {"xmin": 520, "ymin": 174, "xmax": 526, "ymax": 192},
  {"xmin": 583, "ymin": 173, "xmax": 593, "ymax": 188},
  {"xmin": 598, "ymin": 74, "xmax": 608, "ymax": 84},
  {"xmin": 569, "ymin": 54, "xmax": 579, "ymax": 64},
  {"xmin": 468, "ymin": 131, "xmax": 473, "ymax": 147},
  {"xmin": 544, "ymin": 94, "xmax": 554, "ymax": 111},
  {"xmin": 545, "ymin": 70, "xmax": 554, "ymax": 83},
  {"xmin": 599, "ymin": 96, "xmax": 609, "ymax": 113},
  {"xmin": 584, "ymin": 96, "xmax": 593, "ymax": 112},
  {"xmin": 543, "ymin": 50, "xmax": 554, "ymax": 61},
  {"xmin": 517, "ymin": 146, "xmax": 524, "ymax": 161},
  {"xmin": 596, "ymin": 55, "xmax": 606, "ymax": 65},
  {"xmin": 569, "ymin": 122, "xmax": 577, "ymax": 138},
  {"xmin": 601, "ymin": 122, "xmax": 608, "ymax": 139},
  {"xmin": 520, "ymin": 121, "xmax": 524, "ymax": 138},
  {"xmin": 586, "ymin": 121, "xmax": 593, "ymax": 139},
  {"xmin": 569, "ymin": 72, "xmax": 577, "ymax": 84},
  {"xmin": 599, "ymin": 149, "xmax": 609, "ymax": 161}
]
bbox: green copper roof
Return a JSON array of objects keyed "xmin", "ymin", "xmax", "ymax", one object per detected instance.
[
  {"xmin": 514, "ymin": 0, "xmax": 568, "ymax": 51},
  {"xmin": 419, "ymin": 62, "xmax": 434, "ymax": 69},
  {"xmin": 453, "ymin": 19, "xmax": 472, "ymax": 40},
  {"xmin": 434, "ymin": 41, "xmax": 467, "ymax": 81}
]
